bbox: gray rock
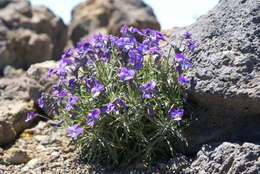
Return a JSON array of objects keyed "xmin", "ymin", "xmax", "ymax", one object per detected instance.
[
  {"xmin": 5, "ymin": 148, "xmax": 30, "ymax": 164},
  {"xmin": 165, "ymin": 0, "xmax": 260, "ymax": 153},
  {"xmin": 185, "ymin": 142, "xmax": 260, "ymax": 174},
  {"xmin": 68, "ymin": 0, "xmax": 160, "ymax": 46}
]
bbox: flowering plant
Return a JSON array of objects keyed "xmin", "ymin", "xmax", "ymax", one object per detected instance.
[{"xmin": 26, "ymin": 26, "xmax": 195, "ymax": 168}]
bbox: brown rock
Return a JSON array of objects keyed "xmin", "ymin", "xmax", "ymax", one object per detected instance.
[
  {"xmin": 26, "ymin": 61, "xmax": 59, "ymax": 116},
  {"xmin": 0, "ymin": 0, "xmax": 67, "ymax": 73},
  {"xmin": 0, "ymin": 73, "xmax": 39, "ymax": 145},
  {"xmin": 31, "ymin": 6, "xmax": 67, "ymax": 59},
  {"xmin": 68, "ymin": 0, "xmax": 160, "ymax": 46},
  {"xmin": 7, "ymin": 28, "xmax": 53, "ymax": 69},
  {"xmin": 0, "ymin": 100, "xmax": 35, "ymax": 145}
]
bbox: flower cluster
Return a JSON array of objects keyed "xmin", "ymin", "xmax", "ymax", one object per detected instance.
[{"xmin": 25, "ymin": 25, "xmax": 195, "ymax": 168}]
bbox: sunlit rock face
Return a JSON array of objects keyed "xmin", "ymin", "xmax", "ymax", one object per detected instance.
[
  {"xmin": 68, "ymin": 0, "xmax": 161, "ymax": 46},
  {"xmin": 0, "ymin": 0, "xmax": 67, "ymax": 73}
]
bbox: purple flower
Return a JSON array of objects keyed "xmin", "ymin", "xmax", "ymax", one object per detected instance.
[
  {"xmin": 118, "ymin": 67, "xmax": 136, "ymax": 81},
  {"xmin": 176, "ymin": 54, "xmax": 189, "ymax": 64},
  {"xmin": 69, "ymin": 79, "xmax": 76, "ymax": 94},
  {"xmin": 147, "ymin": 107, "xmax": 156, "ymax": 120},
  {"xmin": 183, "ymin": 61, "xmax": 192, "ymax": 70},
  {"xmin": 37, "ymin": 94, "xmax": 45, "ymax": 109},
  {"xmin": 87, "ymin": 109, "xmax": 101, "ymax": 126},
  {"xmin": 139, "ymin": 81, "xmax": 157, "ymax": 98},
  {"xmin": 62, "ymin": 49, "xmax": 74, "ymax": 59},
  {"xmin": 169, "ymin": 109, "xmax": 184, "ymax": 121},
  {"xmin": 66, "ymin": 96, "xmax": 79, "ymax": 111},
  {"xmin": 120, "ymin": 25, "xmax": 128, "ymax": 35},
  {"xmin": 67, "ymin": 125, "xmax": 84, "ymax": 138},
  {"xmin": 25, "ymin": 112, "xmax": 37, "ymax": 122},
  {"xmin": 176, "ymin": 64, "xmax": 183, "ymax": 75},
  {"xmin": 114, "ymin": 98, "xmax": 126, "ymax": 110},
  {"xmin": 185, "ymin": 40, "xmax": 196, "ymax": 52},
  {"xmin": 61, "ymin": 58, "xmax": 74, "ymax": 65},
  {"xmin": 85, "ymin": 78, "xmax": 105, "ymax": 97},
  {"xmin": 57, "ymin": 90, "xmax": 67, "ymax": 98},
  {"xmin": 91, "ymin": 80, "xmax": 105, "ymax": 97},
  {"xmin": 183, "ymin": 32, "xmax": 192, "ymax": 38},
  {"xmin": 116, "ymin": 37, "xmax": 135, "ymax": 51},
  {"xmin": 46, "ymin": 68, "xmax": 57, "ymax": 79},
  {"xmin": 128, "ymin": 50, "xmax": 143, "ymax": 69},
  {"xmin": 103, "ymin": 103, "xmax": 118, "ymax": 114},
  {"xmin": 178, "ymin": 75, "xmax": 190, "ymax": 84}
]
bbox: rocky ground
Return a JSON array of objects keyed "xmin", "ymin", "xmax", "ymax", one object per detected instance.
[
  {"xmin": 0, "ymin": 119, "xmax": 192, "ymax": 174},
  {"xmin": 1, "ymin": 119, "xmax": 259, "ymax": 174}
]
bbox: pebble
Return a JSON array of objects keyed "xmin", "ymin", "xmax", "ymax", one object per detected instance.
[
  {"xmin": 26, "ymin": 158, "xmax": 42, "ymax": 169},
  {"xmin": 5, "ymin": 148, "xmax": 30, "ymax": 164},
  {"xmin": 21, "ymin": 166, "xmax": 29, "ymax": 172},
  {"xmin": 50, "ymin": 151, "xmax": 60, "ymax": 159}
]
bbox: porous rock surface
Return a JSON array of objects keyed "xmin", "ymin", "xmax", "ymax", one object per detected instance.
[
  {"xmin": 165, "ymin": 0, "xmax": 260, "ymax": 153},
  {"xmin": 0, "ymin": 0, "xmax": 67, "ymax": 73},
  {"xmin": 184, "ymin": 142, "xmax": 260, "ymax": 174},
  {"xmin": 68, "ymin": 0, "xmax": 160, "ymax": 46},
  {"xmin": 0, "ymin": 61, "xmax": 57, "ymax": 145},
  {"xmin": 0, "ymin": 75, "xmax": 37, "ymax": 145}
]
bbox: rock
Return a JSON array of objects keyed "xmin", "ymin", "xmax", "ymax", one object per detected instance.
[
  {"xmin": 26, "ymin": 61, "xmax": 59, "ymax": 116},
  {"xmin": 31, "ymin": 5, "xmax": 67, "ymax": 59},
  {"xmin": 0, "ymin": 60, "xmax": 59, "ymax": 145},
  {"xmin": 0, "ymin": 73, "xmax": 39, "ymax": 145},
  {"xmin": 0, "ymin": 100, "xmax": 35, "ymax": 145},
  {"xmin": 68, "ymin": 0, "xmax": 160, "ymax": 46},
  {"xmin": 50, "ymin": 151, "xmax": 60, "ymax": 160},
  {"xmin": 0, "ymin": 0, "xmax": 67, "ymax": 73},
  {"xmin": 5, "ymin": 148, "xmax": 30, "ymax": 164},
  {"xmin": 26, "ymin": 158, "xmax": 42, "ymax": 169},
  {"xmin": 185, "ymin": 142, "xmax": 260, "ymax": 174},
  {"xmin": 165, "ymin": 0, "xmax": 260, "ymax": 153},
  {"xmin": 7, "ymin": 28, "xmax": 53, "ymax": 69},
  {"xmin": 167, "ymin": 155, "xmax": 192, "ymax": 173},
  {"xmin": 3, "ymin": 65, "xmax": 24, "ymax": 78}
]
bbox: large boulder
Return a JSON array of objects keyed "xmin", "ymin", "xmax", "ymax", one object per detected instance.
[
  {"xmin": 68, "ymin": 0, "xmax": 160, "ymax": 46},
  {"xmin": 185, "ymin": 142, "xmax": 260, "ymax": 174},
  {"xmin": 165, "ymin": 0, "xmax": 260, "ymax": 153},
  {"xmin": 0, "ymin": 0, "xmax": 67, "ymax": 73}
]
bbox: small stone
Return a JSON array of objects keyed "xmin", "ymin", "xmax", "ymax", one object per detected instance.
[
  {"xmin": 21, "ymin": 166, "xmax": 29, "ymax": 172},
  {"xmin": 50, "ymin": 151, "xmax": 60, "ymax": 159},
  {"xmin": 35, "ymin": 135, "xmax": 52, "ymax": 145},
  {"xmin": 49, "ymin": 162, "xmax": 61, "ymax": 168},
  {"xmin": 26, "ymin": 158, "xmax": 42, "ymax": 169},
  {"xmin": 5, "ymin": 148, "xmax": 30, "ymax": 164}
]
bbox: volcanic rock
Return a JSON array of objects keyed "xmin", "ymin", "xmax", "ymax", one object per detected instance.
[
  {"xmin": 165, "ymin": 0, "xmax": 260, "ymax": 153},
  {"xmin": 68, "ymin": 0, "xmax": 160, "ymax": 46},
  {"xmin": 184, "ymin": 142, "xmax": 260, "ymax": 174},
  {"xmin": 0, "ymin": 0, "xmax": 67, "ymax": 73}
]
